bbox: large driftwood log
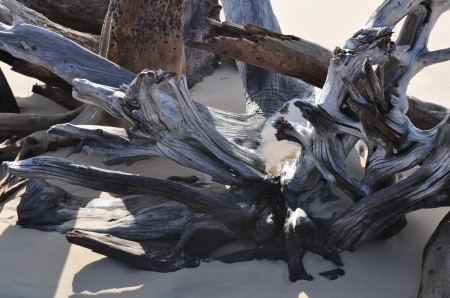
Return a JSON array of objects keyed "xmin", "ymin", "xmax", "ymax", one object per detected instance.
[
  {"xmin": 0, "ymin": 0, "xmax": 100, "ymax": 96},
  {"xmin": 0, "ymin": 0, "xmax": 227, "ymax": 162},
  {"xmin": 2, "ymin": 0, "xmax": 450, "ymax": 288}
]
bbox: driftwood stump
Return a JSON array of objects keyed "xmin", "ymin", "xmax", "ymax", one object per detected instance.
[{"xmin": 0, "ymin": 0, "xmax": 449, "ymax": 292}]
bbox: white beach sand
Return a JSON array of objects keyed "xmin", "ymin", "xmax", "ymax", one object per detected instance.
[{"xmin": 1, "ymin": 1, "xmax": 450, "ymax": 297}]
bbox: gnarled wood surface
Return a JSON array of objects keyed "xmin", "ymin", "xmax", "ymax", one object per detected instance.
[
  {"xmin": 187, "ymin": 18, "xmax": 449, "ymax": 130},
  {"xmin": 1, "ymin": 0, "xmax": 450, "ymax": 288}
]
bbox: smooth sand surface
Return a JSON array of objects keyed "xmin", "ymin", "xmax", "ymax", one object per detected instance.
[{"xmin": 1, "ymin": 1, "xmax": 450, "ymax": 297}]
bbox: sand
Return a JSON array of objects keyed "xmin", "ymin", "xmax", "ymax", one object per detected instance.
[{"xmin": 1, "ymin": 1, "xmax": 450, "ymax": 297}]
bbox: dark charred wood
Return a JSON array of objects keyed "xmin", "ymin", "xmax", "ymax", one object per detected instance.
[{"xmin": 219, "ymin": 207, "xmax": 343, "ymax": 282}]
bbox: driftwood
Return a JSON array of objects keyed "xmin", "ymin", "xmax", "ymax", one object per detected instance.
[
  {"xmin": 31, "ymin": 84, "xmax": 83, "ymax": 111},
  {"xmin": 0, "ymin": 66, "xmax": 19, "ymax": 113},
  {"xmin": 418, "ymin": 211, "xmax": 450, "ymax": 298},
  {"xmin": 183, "ymin": 0, "xmax": 221, "ymax": 87},
  {"xmin": 99, "ymin": 0, "xmax": 187, "ymax": 77},
  {"xmin": 0, "ymin": 0, "xmax": 99, "ymax": 52},
  {"xmin": 1, "ymin": 0, "xmax": 450, "ymax": 291},
  {"xmin": 0, "ymin": 0, "xmax": 224, "ymax": 163},
  {"xmin": 0, "ymin": 0, "xmax": 100, "ymax": 102},
  {"xmin": 186, "ymin": 19, "xmax": 331, "ymax": 89},
  {"xmin": 16, "ymin": 0, "xmax": 109, "ymax": 34},
  {"xmin": 187, "ymin": 17, "xmax": 450, "ymax": 131}
]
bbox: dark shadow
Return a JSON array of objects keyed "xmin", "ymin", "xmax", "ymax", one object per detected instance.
[{"xmin": 71, "ymin": 258, "xmax": 146, "ymax": 294}]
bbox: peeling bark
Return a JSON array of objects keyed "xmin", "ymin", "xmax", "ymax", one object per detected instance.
[{"xmin": 186, "ymin": 19, "xmax": 331, "ymax": 88}]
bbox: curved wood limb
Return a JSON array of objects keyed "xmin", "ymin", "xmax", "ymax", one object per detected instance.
[{"xmin": 72, "ymin": 70, "xmax": 267, "ymax": 185}]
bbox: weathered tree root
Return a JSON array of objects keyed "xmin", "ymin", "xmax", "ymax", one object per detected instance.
[
  {"xmin": 3, "ymin": 0, "xmax": 450, "ymax": 287},
  {"xmin": 5, "ymin": 160, "xmax": 344, "ymax": 280}
]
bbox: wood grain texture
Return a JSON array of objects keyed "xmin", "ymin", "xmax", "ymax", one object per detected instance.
[
  {"xmin": 100, "ymin": 0, "xmax": 187, "ymax": 78},
  {"xmin": 17, "ymin": 0, "xmax": 109, "ymax": 34},
  {"xmin": 3, "ymin": 0, "xmax": 450, "ymax": 286},
  {"xmin": 186, "ymin": 19, "xmax": 331, "ymax": 88},
  {"xmin": 418, "ymin": 211, "xmax": 450, "ymax": 298}
]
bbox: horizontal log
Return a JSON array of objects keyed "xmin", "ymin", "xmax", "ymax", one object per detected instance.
[
  {"xmin": 17, "ymin": 0, "xmax": 109, "ymax": 34},
  {"xmin": 3, "ymin": 156, "xmax": 267, "ymax": 224},
  {"xmin": 186, "ymin": 19, "xmax": 331, "ymax": 88},
  {"xmin": 0, "ymin": 104, "xmax": 86, "ymax": 139},
  {"xmin": 0, "ymin": 0, "xmax": 99, "ymax": 52}
]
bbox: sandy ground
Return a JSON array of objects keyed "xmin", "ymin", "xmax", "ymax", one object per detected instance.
[{"xmin": 1, "ymin": 1, "xmax": 450, "ymax": 297}]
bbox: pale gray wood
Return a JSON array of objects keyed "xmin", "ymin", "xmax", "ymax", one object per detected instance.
[{"xmin": 71, "ymin": 71, "xmax": 267, "ymax": 185}]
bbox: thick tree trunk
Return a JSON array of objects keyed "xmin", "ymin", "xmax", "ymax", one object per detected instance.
[{"xmin": 99, "ymin": 0, "xmax": 187, "ymax": 78}]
